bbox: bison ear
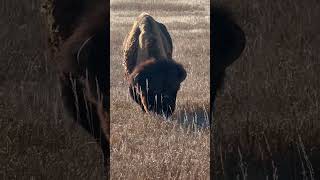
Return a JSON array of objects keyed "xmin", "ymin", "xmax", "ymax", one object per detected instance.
[{"xmin": 176, "ymin": 64, "xmax": 187, "ymax": 83}]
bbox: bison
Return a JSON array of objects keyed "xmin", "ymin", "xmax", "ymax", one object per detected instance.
[
  {"xmin": 123, "ymin": 13, "xmax": 187, "ymax": 118},
  {"xmin": 211, "ymin": 6, "xmax": 246, "ymax": 179},
  {"xmin": 211, "ymin": 6, "xmax": 246, "ymax": 112},
  {"xmin": 45, "ymin": 0, "xmax": 110, "ymax": 175}
]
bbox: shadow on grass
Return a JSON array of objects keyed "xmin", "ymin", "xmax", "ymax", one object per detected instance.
[
  {"xmin": 152, "ymin": 104, "xmax": 210, "ymax": 131},
  {"xmin": 176, "ymin": 106, "xmax": 209, "ymax": 129}
]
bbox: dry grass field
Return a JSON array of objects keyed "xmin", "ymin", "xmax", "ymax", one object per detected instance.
[
  {"xmin": 110, "ymin": 0, "xmax": 210, "ymax": 179},
  {"xmin": 214, "ymin": 0, "xmax": 320, "ymax": 179}
]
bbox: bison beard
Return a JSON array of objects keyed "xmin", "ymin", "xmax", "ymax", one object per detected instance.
[
  {"xmin": 123, "ymin": 13, "xmax": 187, "ymax": 118},
  {"xmin": 48, "ymin": 0, "xmax": 110, "ymax": 176}
]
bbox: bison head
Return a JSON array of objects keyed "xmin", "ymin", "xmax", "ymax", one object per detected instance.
[{"xmin": 128, "ymin": 58, "xmax": 186, "ymax": 117}]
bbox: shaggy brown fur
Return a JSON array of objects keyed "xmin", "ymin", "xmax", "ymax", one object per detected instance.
[
  {"xmin": 46, "ymin": 0, "xmax": 110, "ymax": 176},
  {"xmin": 123, "ymin": 13, "xmax": 186, "ymax": 117},
  {"xmin": 123, "ymin": 12, "xmax": 173, "ymax": 76}
]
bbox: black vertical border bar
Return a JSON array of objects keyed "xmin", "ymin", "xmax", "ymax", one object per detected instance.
[
  {"xmin": 210, "ymin": 0, "xmax": 225, "ymax": 179},
  {"xmin": 209, "ymin": 0, "xmax": 215, "ymax": 179},
  {"xmin": 106, "ymin": 0, "xmax": 111, "ymax": 179}
]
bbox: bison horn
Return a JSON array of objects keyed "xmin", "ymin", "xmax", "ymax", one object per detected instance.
[
  {"xmin": 135, "ymin": 84, "xmax": 149, "ymax": 113},
  {"xmin": 140, "ymin": 92, "xmax": 149, "ymax": 113},
  {"xmin": 77, "ymin": 35, "xmax": 94, "ymax": 64}
]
